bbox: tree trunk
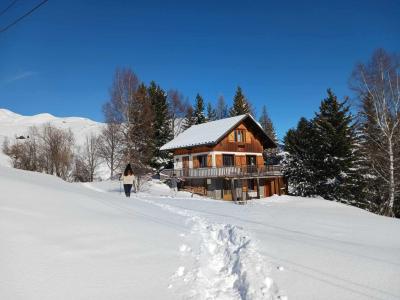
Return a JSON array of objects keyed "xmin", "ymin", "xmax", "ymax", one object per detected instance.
[{"xmin": 388, "ymin": 138, "xmax": 395, "ymax": 216}]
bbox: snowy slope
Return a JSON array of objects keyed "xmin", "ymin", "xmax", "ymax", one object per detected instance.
[
  {"xmin": 0, "ymin": 166, "xmax": 280, "ymax": 300},
  {"xmin": 0, "ymin": 108, "xmax": 104, "ymax": 170},
  {"xmin": 1, "ymin": 165, "xmax": 400, "ymax": 299},
  {"xmin": 89, "ymin": 181, "xmax": 400, "ymax": 300}
]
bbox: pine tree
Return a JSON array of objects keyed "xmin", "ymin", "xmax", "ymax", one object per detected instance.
[
  {"xmin": 283, "ymin": 89, "xmax": 361, "ymax": 202},
  {"xmin": 215, "ymin": 96, "xmax": 228, "ymax": 119},
  {"xmin": 126, "ymin": 83, "xmax": 155, "ymax": 175},
  {"xmin": 311, "ymin": 89, "xmax": 360, "ymax": 201},
  {"xmin": 193, "ymin": 93, "xmax": 206, "ymax": 124},
  {"xmin": 259, "ymin": 105, "xmax": 279, "ymax": 165},
  {"xmin": 148, "ymin": 81, "xmax": 173, "ymax": 171},
  {"xmin": 259, "ymin": 105, "xmax": 277, "ymax": 142},
  {"xmin": 206, "ymin": 102, "xmax": 217, "ymax": 121},
  {"xmin": 352, "ymin": 119, "xmax": 381, "ymax": 212},
  {"xmin": 283, "ymin": 118, "xmax": 319, "ymax": 196},
  {"xmin": 229, "ymin": 86, "xmax": 253, "ymax": 116}
]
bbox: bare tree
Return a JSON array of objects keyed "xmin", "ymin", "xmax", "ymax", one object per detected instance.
[
  {"xmin": 40, "ymin": 124, "xmax": 75, "ymax": 180},
  {"xmin": 167, "ymin": 89, "xmax": 188, "ymax": 136},
  {"xmin": 351, "ymin": 49, "xmax": 400, "ymax": 216},
  {"xmin": 103, "ymin": 68, "xmax": 140, "ymax": 124},
  {"xmin": 83, "ymin": 134, "xmax": 101, "ymax": 182},
  {"xmin": 2, "ymin": 129, "xmax": 41, "ymax": 171},
  {"xmin": 215, "ymin": 95, "xmax": 228, "ymax": 120},
  {"xmin": 103, "ymin": 68, "xmax": 156, "ymax": 184},
  {"xmin": 3, "ymin": 125, "xmax": 75, "ymax": 181},
  {"xmin": 72, "ymin": 156, "xmax": 91, "ymax": 182},
  {"xmin": 98, "ymin": 123, "xmax": 124, "ymax": 179}
]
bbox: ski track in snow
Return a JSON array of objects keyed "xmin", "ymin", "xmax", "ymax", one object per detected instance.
[{"xmin": 135, "ymin": 196, "xmax": 281, "ymax": 300}]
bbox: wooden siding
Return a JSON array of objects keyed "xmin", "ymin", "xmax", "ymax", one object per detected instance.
[
  {"xmin": 256, "ymin": 156, "xmax": 264, "ymax": 167},
  {"xmin": 174, "ymin": 146, "xmax": 213, "ymax": 155},
  {"xmin": 235, "ymin": 155, "xmax": 246, "ymax": 166}
]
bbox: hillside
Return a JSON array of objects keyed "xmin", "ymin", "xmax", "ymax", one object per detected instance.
[
  {"xmin": 0, "ymin": 108, "xmax": 104, "ymax": 168},
  {"xmin": 1, "ymin": 165, "xmax": 399, "ymax": 299}
]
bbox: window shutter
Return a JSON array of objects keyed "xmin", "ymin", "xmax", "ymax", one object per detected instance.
[
  {"xmin": 193, "ymin": 156, "xmax": 199, "ymax": 168},
  {"xmin": 235, "ymin": 155, "xmax": 241, "ymax": 166},
  {"xmin": 256, "ymin": 156, "xmax": 264, "ymax": 166},
  {"xmin": 215, "ymin": 154, "xmax": 222, "ymax": 167},
  {"xmin": 207, "ymin": 155, "xmax": 212, "ymax": 167}
]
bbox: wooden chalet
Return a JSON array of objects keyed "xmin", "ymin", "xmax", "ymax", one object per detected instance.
[{"xmin": 160, "ymin": 114, "xmax": 286, "ymax": 201}]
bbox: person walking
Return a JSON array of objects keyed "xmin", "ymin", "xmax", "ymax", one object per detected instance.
[{"xmin": 121, "ymin": 164, "xmax": 135, "ymax": 197}]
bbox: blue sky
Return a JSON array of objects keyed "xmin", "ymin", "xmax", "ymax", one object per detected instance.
[{"xmin": 1, "ymin": 0, "xmax": 399, "ymax": 139}]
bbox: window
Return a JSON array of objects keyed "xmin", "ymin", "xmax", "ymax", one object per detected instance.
[
  {"xmin": 198, "ymin": 155, "xmax": 208, "ymax": 168},
  {"xmin": 223, "ymin": 154, "xmax": 234, "ymax": 166},
  {"xmin": 246, "ymin": 155, "xmax": 256, "ymax": 166},
  {"xmin": 234, "ymin": 130, "xmax": 245, "ymax": 143}
]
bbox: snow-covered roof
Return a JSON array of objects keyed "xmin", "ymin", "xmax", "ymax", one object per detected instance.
[{"xmin": 160, "ymin": 114, "xmax": 275, "ymax": 151}]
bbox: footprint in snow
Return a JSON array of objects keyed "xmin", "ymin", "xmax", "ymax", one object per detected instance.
[
  {"xmin": 179, "ymin": 244, "xmax": 191, "ymax": 252},
  {"xmin": 277, "ymin": 266, "xmax": 285, "ymax": 271},
  {"xmin": 175, "ymin": 266, "xmax": 185, "ymax": 277}
]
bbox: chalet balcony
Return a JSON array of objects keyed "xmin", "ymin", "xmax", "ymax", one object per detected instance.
[{"xmin": 161, "ymin": 165, "xmax": 283, "ymax": 179}]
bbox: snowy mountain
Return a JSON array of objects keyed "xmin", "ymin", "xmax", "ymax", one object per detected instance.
[
  {"xmin": 0, "ymin": 108, "xmax": 104, "ymax": 167},
  {"xmin": 1, "ymin": 165, "xmax": 400, "ymax": 299}
]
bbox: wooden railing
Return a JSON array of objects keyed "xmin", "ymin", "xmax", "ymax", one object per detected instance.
[{"xmin": 160, "ymin": 165, "xmax": 282, "ymax": 178}]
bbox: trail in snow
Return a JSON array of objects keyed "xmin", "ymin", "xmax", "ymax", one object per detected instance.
[
  {"xmin": 135, "ymin": 196, "xmax": 282, "ymax": 300},
  {"xmin": 80, "ymin": 182, "xmax": 281, "ymax": 299}
]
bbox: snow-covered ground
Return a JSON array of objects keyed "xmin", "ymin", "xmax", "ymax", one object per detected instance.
[{"xmin": 1, "ymin": 166, "xmax": 400, "ymax": 299}]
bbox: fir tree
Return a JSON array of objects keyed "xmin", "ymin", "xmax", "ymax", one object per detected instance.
[
  {"xmin": 259, "ymin": 105, "xmax": 279, "ymax": 164},
  {"xmin": 283, "ymin": 89, "xmax": 361, "ymax": 202},
  {"xmin": 259, "ymin": 105, "xmax": 277, "ymax": 142},
  {"xmin": 148, "ymin": 81, "xmax": 173, "ymax": 171},
  {"xmin": 357, "ymin": 93, "xmax": 397, "ymax": 214},
  {"xmin": 283, "ymin": 118, "xmax": 319, "ymax": 196},
  {"xmin": 193, "ymin": 93, "xmax": 206, "ymax": 124},
  {"xmin": 229, "ymin": 86, "xmax": 253, "ymax": 116},
  {"xmin": 126, "ymin": 83, "xmax": 155, "ymax": 176},
  {"xmin": 312, "ymin": 89, "xmax": 360, "ymax": 201},
  {"xmin": 206, "ymin": 102, "xmax": 217, "ymax": 121}
]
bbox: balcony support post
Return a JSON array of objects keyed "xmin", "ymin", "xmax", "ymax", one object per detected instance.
[{"xmin": 231, "ymin": 178, "xmax": 236, "ymax": 202}]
